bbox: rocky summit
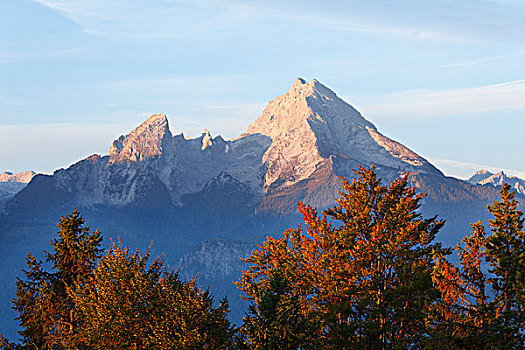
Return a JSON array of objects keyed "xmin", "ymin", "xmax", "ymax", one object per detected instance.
[
  {"xmin": 469, "ymin": 169, "xmax": 525, "ymax": 195},
  {"xmin": 0, "ymin": 79, "xmax": 517, "ymax": 337},
  {"xmin": 2, "ymin": 79, "xmax": 445, "ymax": 221}
]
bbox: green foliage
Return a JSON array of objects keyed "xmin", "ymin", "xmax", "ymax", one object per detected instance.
[
  {"xmin": 71, "ymin": 242, "xmax": 235, "ymax": 349},
  {"xmin": 485, "ymin": 183, "xmax": 525, "ymax": 348},
  {"xmin": 237, "ymin": 165, "xmax": 448, "ymax": 349},
  {"xmin": 12, "ymin": 209, "xmax": 103, "ymax": 349},
  {"xmin": 239, "ymin": 270, "xmax": 317, "ymax": 349}
]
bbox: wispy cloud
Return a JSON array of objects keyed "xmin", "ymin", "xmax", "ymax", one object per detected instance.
[
  {"xmin": 432, "ymin": 51, "xmax": 525, "ymax": 69},
  {"xmin": 267, "ymin": 10, "xmax": 471, "ymax": 43},
  {"xmin": 431, "ymin": 158, "xmax": 525, "ymax": 180},
  {"xmin": 28, "ymin": 0, "xmax": 491, "ymax": 43},
  {"xmin": 0, "ymin": 47, "xmax": 83, "ymax": 63},
  {"xmin": 357, "ymin": 80, "xmax": 525, "ymax": 120},
  {"xmin": 30, "ymin": 0, "xmax": 254, "ymax": 39}
]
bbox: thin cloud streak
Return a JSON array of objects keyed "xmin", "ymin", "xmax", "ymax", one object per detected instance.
[
  {"xmin": 357, "ymin": 80, "xmax": 525, "ymax": 120},
  {"xmin": 29, "ymin": 0, "xmax": 479, "ymax": 43},
  {"xmin": 432, "ymin": 51, "xmax": 525, "ymax": 69}
]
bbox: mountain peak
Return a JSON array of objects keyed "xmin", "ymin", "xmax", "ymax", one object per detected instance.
[
  {"xmin": 469, "ymin": 169, "xmax": 525, "ymax": 195},
  {"xmin": 0, "ymin": 171, "xmax": 36, "ymax": 183},
  {"xmin": 109, "ymin": 113, "xmax": 171, "ymax": 163},
  {"xmin": 201, "ymin": 129, "xmax": 213, "ymax": 150},
  {"xmin": 245, "ymin": 78, "xmax": 440, "ymax": 189},
  {"xmin": 246, "ymin": 78, "xmax": 363, "ymax": 137},
  {"xmin": 292, "ymin": 77, "xmax": 306, "ymax": 86},
  {"xmin": 468, "ymin": 169, "xmax": 494, "ymax": 184}
]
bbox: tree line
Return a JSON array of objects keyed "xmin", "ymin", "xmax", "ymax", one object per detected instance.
[{"xmin": 1, "ymin": 165, "xmax": 524, "ymax": 349}]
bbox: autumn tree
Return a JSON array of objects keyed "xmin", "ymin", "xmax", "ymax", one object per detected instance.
[
  {"xmin": 12, "ymin": 210, "xmax": 102, "ymax": 349},
  {"xmin": 237, "ymin": 165, "xmax": 447, "ymax": 349},
  {"xmin": 430, "ymin": 222, "xmax": 497, "ymax": 349},
  {"xmin": 485, "ymin": 183, "xmax": 525, "ymax": 348},
  {"xmin": 0, "ymin": 334, "xmax": 19, "ymax": 350},
  {"xmin": 430, "ymin": 183, "xmax": 525, "ymax": 349},
  {"xmin": 71, "ymin": 242, "xmax": 235, "ymax": 349}
]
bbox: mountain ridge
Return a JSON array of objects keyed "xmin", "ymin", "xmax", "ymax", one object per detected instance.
[
  {"xmin": 4, "ymin": 79, "xmax": 444, "ymax": 217},
  {"xmin": 468, "ymin": 169, "xmax": 525, "ymax": 195}
]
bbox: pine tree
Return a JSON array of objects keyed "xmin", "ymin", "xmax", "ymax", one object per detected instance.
[
  {"xmin": 12, "ymin": 210, "xmax": 102, "ymax": 349},
  {"xmin": 237, "ymin": 165, "xmax": 447, "ymax": 349},
  {"xmin": 485, "ymin": 183, "xmax": 525, "ymax": 348}
]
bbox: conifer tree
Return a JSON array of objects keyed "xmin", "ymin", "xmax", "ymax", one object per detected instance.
[
  {"xmin": 485, "ymin": 183, "xmax": 525, "ymax": 348},
  {"xmin": 237, "ymin": 165, "xmax": 447, "ymax": 349},
  {"xmin": 430, "ymin": 184, "xmax": 525, "ymax": 349},
  {"xmin": 430, "ymin": 222, "xmax": 497, "ymax": 349},
  {"xmin": 12, "ymin": 210, "xmax": 102, "ymax": 349}
]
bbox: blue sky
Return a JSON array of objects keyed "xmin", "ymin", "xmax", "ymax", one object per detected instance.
[{"xmin": 1, "ymin": 0, "xmax": 524, "ymax": 178}]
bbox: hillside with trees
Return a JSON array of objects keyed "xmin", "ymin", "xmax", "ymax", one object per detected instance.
[{"xmin": 2, "ymin": 167, "xmax": 524, "ymax": 349}]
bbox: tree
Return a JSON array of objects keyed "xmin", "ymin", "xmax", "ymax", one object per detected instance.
[
  {"xmin": 71, "ymin": 242, "xmax": 235, "ymax": 349},
  {"xmin": 485, "ymin": 183, "xmax": 525, "ymax": 348},
  {"xmin": 12, "ymin": 210, "xmax": 103, "ymax": 349},
  {"xmin": 0, "ymin": 334, "xmax": 19, "ymax": 350},
  {"xmin": 237, "ymin": 165, "xmax": 447, "ymax": 349},
  {"xmin": 239, "ymin": 270, "xmax": 317, "ymax": 349},
  {"xmin": 430, "ymin": 183, "xmax": 525, "ymax": 349},
  {"xmin": 430, "ymin": 222, "xmax": 497, "ymax": 349}
]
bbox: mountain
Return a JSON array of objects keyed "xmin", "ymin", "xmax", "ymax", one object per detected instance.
[
  {"xmin": 0, "ymin": 171, "xmax": 36, "ymax": 211},
  {"xmin": 468, "ymin": 170, "xmax": 525, "ymax": 195},
  {"xmin": 0, "ymin": 171, "xmax": 36, "ymax": 183},
  {"xmin": 0, "ymin": 79, "xmax": 516, "ymax": 338}
]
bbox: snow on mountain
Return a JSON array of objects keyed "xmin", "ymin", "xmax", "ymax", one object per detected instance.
[{"xmin": 469, "ymin": 170, "xmax": 525, "ymax": 195}]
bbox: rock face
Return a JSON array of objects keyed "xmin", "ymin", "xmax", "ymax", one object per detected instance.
[
  {"xmin": 3, "ymin": 79, "xmax": 443, "ymax": 220},
  {"xmin": 109, "ymin": 114, "xmax": 170, "ymax": 163},
  {"xmin": 247, "ymin": 78, "xmax": 440, "ymax": 191},
  {"xmin": 469, "ymin": 170, "xmax": 525, "ymax": 195}
]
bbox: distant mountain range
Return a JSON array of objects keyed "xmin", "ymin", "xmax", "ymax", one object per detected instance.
[
  {"xmin": 468, "ymin": 169, "xmax": 525, "ymax": 195},
  {"xmin": 0, "ymin": 171, "xmax": 36, "ymax": 211},
  {"xmin": 0, "ymin": 79, "xmax": 522, "ymax": 338}
]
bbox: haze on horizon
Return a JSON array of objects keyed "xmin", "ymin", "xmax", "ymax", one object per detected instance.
[{"xmin": 0, "ymin": 0, "xmax": 524, "ymax": 179}]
